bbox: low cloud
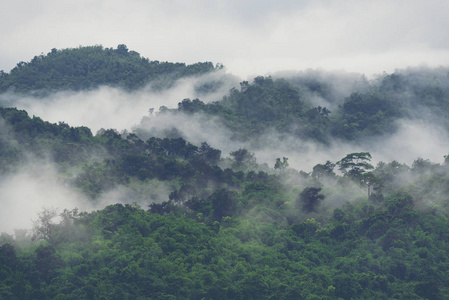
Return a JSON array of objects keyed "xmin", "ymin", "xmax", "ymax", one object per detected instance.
[
  {"xmin": 0, "ymin": 159, "xmax": 89, "ymax": 234},
  {"xmin": 0, "ymin": 157, "xmax": 176, "ymax": 234},
  {"xmin": 0, "ymin": 70, "xmax": 239, "ymax": 133},
  {"xmin": 134, "ymin": 111, "xmax": 239, "ymax": 153},
  {"xmin": 95, "ymin": 180, "xmax": 173, "ymax": 209},
  {"xmin": 368, "ymin": 119, "xmax": 449, "ymax": 165},
  {"xmin": 222, "ymin": 119, "xmax": 449, "ymax": 174}
]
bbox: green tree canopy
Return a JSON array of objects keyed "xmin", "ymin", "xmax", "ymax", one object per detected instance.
[{"xmin": 337, "ymin": 152, "xmax": 374, "ymax": 178}]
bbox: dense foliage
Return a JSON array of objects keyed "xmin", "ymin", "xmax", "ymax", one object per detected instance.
[
  {"xmin": 159, "ymin": 68, "xmax": 449, "ymax": 143},
  {"xmin": 0, "ymin": 45, "xmax": 216, "ymax": 94},
  {"xmin": 172, "ymin": 76, "xmax": 333, "ymax": 143},
  {"xmin": 2, "ymin": 104, "xmax": 449, "ymax": 299},
  {"xmin": 3, "ymin": 195, "xmax": 449, "ymax": 299},
  {"xmin": 1, "ymin": 48, "xmax": 449, "ymax": 299}
]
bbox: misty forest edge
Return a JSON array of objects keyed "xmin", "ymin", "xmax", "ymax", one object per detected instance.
[{"xmin": 1, "ymin": 45, "xmax": 449, "ymax": 299}]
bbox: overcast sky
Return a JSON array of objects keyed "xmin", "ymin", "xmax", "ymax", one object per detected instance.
[{"xmin": 1, "ymin": 0, "xmax": 449, "ymax": 79}]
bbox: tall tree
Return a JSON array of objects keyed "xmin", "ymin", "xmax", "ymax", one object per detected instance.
[{"xmin": 337, "ymin": 152, "xmax": 374, "ymax": 179}]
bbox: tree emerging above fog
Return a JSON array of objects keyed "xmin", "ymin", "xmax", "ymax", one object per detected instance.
[{"xmin": 0, "ymin": 44, "xmax": 216, "ymax": 94}]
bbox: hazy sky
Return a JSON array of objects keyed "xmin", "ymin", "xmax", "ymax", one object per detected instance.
[{"xmin": 1, "ymin": 0, "xmax": 449, "ymax": 78}]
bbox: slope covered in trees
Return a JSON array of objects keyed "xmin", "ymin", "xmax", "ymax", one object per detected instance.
[
  {"xmin": 0, "ymin": 45, "xmax": 217, "ymax": 94},
  {"xmin": 3, "ymin": 197, "xmax": 449, "ymax": 299},
  {"xmin": 142, "ymin": 68, "xmax": 449, "ymax": 145},
  {"xmin": 2, "ymin": 105, "xmax": 449, "ymax": 299},
  {"xmin": 1, "ymin": 47, "xmax": 449, "ymax": 299}
]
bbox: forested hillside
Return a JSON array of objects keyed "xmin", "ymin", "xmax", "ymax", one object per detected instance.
[
  {"xmin": 1, "ymin": 46, "xmax": 449, "ymax": 299},
  {"xmin": 0, "ymin": 45, "xmax": 217, "ymax": 94},
  {"xmin": 149, "ymin": 69, "xmax": 449, "ymax": 144}
]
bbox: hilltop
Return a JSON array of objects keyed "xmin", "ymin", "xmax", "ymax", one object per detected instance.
[{"xmin": 0, "ymin": 44, "xmax": 217, "ymax": 94}]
